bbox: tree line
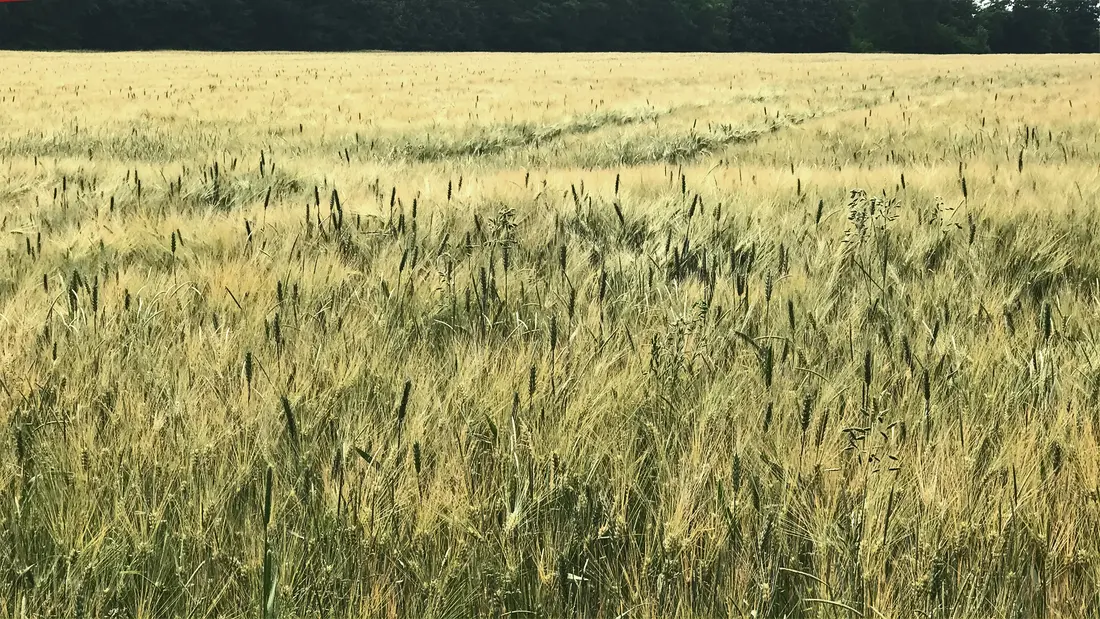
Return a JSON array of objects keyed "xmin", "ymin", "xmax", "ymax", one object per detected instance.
[{"xmin": 0, "ymin": 0, "xmax": 1097, "ymax": 53}]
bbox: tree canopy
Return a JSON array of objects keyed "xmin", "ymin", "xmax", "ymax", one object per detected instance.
[{"xmin": 0, "ymin": 0, "xmax": 1097, "ymax": 52}]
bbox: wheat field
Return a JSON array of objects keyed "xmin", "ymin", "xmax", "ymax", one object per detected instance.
[{"xmin": 2, "ymin": 52, "xmax": 1100, "ymax": 618}]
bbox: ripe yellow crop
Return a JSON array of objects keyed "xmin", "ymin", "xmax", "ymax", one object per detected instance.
[{"xmin": 1, "ymin": 51, "xmax": 1099, "ymax": 618}]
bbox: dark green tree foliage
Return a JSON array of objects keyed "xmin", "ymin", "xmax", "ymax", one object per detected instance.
[
  {"xmin": 0, "ymin": 0, "xmax": 1097, "ymax": 52},
  {"xmin": 729, "ymin": 0, "xmax": 853, "ymax": 52},
  {"xmin": 978, "ymin": 0, "xmax": 1015, "ymax": 52},
  {"xmin": 728, "ymin": 0, "xmax": 781, "ymax": 51},
  {"xmin": 1052, "ymin": 0, "xmax": 1100, "ymax": 52},
  {"xmin": 1006, "ymin": 0, "xmax": 1061, "ymax": 52},
  {"xmin": 981, "ymin": 0, "xmax": 1099, "ymax": 53},
  {"xmin": 854, "ymin": 0, "xmax": 986, "ymax": 53}
]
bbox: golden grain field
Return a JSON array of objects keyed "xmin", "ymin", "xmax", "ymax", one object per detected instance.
[{"xmin": 2, "ymin": 52, "xmax": 1100, "ymax": 618}]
